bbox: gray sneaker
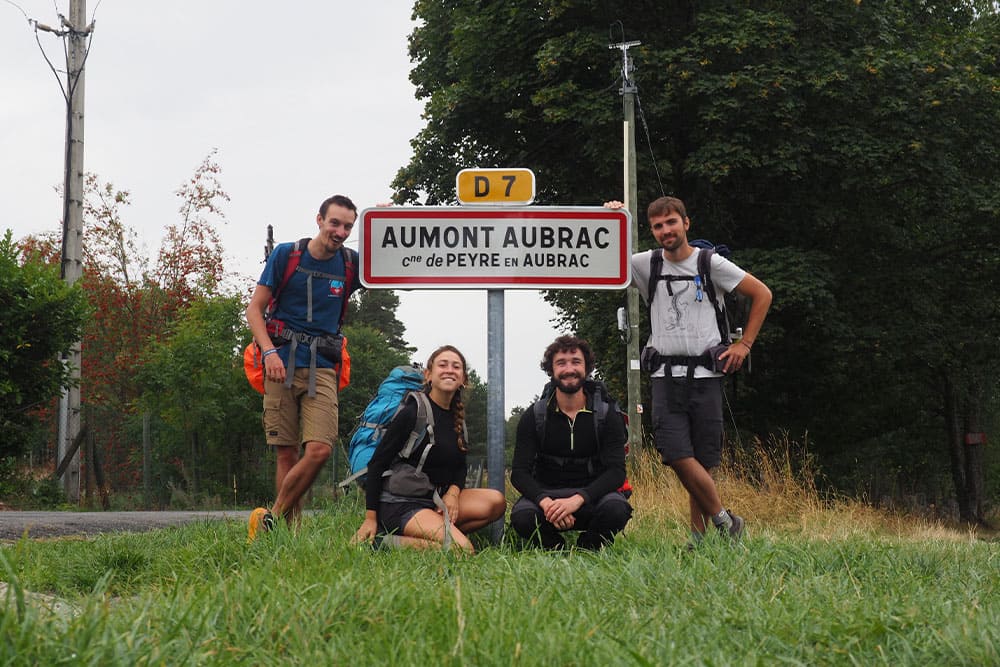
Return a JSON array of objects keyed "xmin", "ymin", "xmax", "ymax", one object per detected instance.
[{"xmin": 726, "ymin": 512, "xmax": 745, "ymax": 541}]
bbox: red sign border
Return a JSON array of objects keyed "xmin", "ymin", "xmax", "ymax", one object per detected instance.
[{"xmin": 359, "ymin": 207, "xmax": 631, "ymax": 289}]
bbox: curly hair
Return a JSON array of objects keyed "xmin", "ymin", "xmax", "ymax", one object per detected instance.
[
  {"xmin": 425, "ymin": 345, "xmax": 469, "ymax": 452},
  {"xmin": 540, "ymin": 335, "xmax": 595, "ymax": 377}
]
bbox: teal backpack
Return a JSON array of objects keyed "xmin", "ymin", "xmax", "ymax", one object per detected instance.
[{"xmin": 340, "ymin": 364, "xmax": 429, "ymax": 488}]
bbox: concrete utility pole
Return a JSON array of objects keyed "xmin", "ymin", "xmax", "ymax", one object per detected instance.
[
  {"xmin": 610, "ymin": 39, "xmax": 643, "ymax": 453},
  {"xmin": 38, "ymin": 0, "xmax": 92, "ymax": 502}
]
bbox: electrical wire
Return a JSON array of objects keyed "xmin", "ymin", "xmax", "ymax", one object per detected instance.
[
  {"xmin": 635, "ymin": 92, "xmax": 667, "ymax": 198},
  {"xmin": 2, "ymin": 0, "xmax": 30, "ymax": 22}
]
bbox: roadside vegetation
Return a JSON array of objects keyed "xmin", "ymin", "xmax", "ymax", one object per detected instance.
[{"xmin": 2, "ymin": 444, "xmax": 996, "ymax": 666}]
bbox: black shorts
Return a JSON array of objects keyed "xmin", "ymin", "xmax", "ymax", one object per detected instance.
[
  {"xmin": 651, "ymin": 376, "xmax": 724, "ymax": 468},
  {"xmin": 377, "ymin": 497, "xmax": 436, "ymax": 536}
]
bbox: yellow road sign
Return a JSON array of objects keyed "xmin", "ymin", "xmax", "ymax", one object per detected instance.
[{"xmin": 456, "ymin": 168, "xmax": 535, "ymax": 205}]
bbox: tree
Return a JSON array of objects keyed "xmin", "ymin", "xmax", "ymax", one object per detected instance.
[
  {"xmin": 347, "ymin": 289, "xmax": 413, "ymax": 354},
  {"xmin": 0, "ymin": 231, "xmax": 89, "ymax": 459},
  {"xmin": 397, "ymin": 0, "xmax": 1000, "ymax": 519},
  {"xmin": 135, "ymin": 295, "xmax": 263, "ymax": 503}
]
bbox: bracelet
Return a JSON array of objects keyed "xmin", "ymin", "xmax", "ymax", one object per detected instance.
[
  {"xmin": 739, "ymin": 340, "xmax": 753, "ymax": 352},
  {"xmin": 262, "ymin": 348, "xmax": 279, "ymax": 358}
]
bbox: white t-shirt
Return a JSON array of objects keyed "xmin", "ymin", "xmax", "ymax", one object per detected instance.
[{"xmin": 630, "ymin": 247, "xmax": 746, "ymax": 378}]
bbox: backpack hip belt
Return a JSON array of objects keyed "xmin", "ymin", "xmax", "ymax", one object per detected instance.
[{"xmin": 272, "ymin": 328, "xmax": 344, "ymax": 397}]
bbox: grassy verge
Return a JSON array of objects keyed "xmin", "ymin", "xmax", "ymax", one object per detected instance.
[{"xmin": 2, "ymin": 444, "xmax": 997, "ymax": 666}]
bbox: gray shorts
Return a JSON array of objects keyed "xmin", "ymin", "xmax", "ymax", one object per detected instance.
[{"xmin": 651, "ymin": 376, "xmax": 724, "ymax": 468}]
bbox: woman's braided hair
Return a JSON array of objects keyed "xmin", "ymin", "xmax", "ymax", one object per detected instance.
[{"xmin": 425, "ymin": 345, "xmax": 469, "ymax": 453}]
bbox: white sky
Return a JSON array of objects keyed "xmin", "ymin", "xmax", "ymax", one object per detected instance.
[{"xmin": 1, "ymin": 0, "xmax": 571, "ymax": 415}]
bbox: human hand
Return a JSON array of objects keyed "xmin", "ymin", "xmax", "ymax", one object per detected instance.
[
  {"xmin": 352, "ymin": 517, "xmax": 377, "ymax": 545},
  {"xmin": 543, "ymin": 495, "xmax": 585, "ymax": 526},
  {"xmin": 263, "ymin": 351, "xmax": 286, "ymax": 384},
  {"xmin": 603, "ymin": 200, "xmax": 625, "ymax": 210},
  {"xmin": 718, "ymin": 341, "xmax": 751, "ymax": 373},
  {"xmin": 440, "ymin": 487, "xmax": 461, "ymax": 524}
]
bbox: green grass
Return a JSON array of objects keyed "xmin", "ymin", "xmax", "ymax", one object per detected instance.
[{"xmin": 2, "ymin": 488, "xmax": 997, "ymax": 667}]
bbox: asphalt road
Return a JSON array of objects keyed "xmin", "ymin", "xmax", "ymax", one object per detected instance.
[{"xmin": 0, "ymin": 510, "xmax": 254, "ymax": 541}]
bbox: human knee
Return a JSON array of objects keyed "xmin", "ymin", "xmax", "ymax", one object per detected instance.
[
  {"xmin": 275, "ymin": 446, "xmax": 299, "ymax": 466},
  {"xmin": 484, "ymin": 489, "xmax": 506, "ymax": 520},
  {"xmin": 509, "ymin": 508, "xmax": 543, "ymax": 538},
  {"xmin": 596, "ymin": 499, "xmax": 633, "ymax": 530},
  {"xmin": 303, "ymin": 442, "xmax": 332, "ymax": 465}
]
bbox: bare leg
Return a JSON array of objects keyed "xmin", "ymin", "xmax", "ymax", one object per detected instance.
[
  {"xmin": 405, "ymin": 509, "xmax": 474, "ymax": 554},
  {"xmin": 455, "ymin": 488, "xmax": 506, "ymax": 534},
  {"xmin": 670, "ymin": 456, "xmax": 723, "ymax": 520},
  {"xmin": 689, "ymin": 494, "xmax": 707, "ymax": 535},
  {"xmin": 274, "ymin": 445, "xmax": 303, "ymax": 521},
  {"xmin": 272, "ymin": 441, "xmax": 331, "ymax": 522}
]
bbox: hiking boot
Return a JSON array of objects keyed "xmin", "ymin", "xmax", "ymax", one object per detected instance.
[
  {"xmin": 724, "ymin": 512, "xmax": 745, "ymax": 542},
  {"xmin": 247, "ymin": 507, "xmax": 274, "ymax": 542}
]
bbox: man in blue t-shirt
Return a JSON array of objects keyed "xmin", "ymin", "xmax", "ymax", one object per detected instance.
[{"xmin": 245, "ymin": 194, "xmax": 362, "ymax": 539}]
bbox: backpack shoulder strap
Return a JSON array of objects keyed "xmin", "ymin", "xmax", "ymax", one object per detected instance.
[
  {"xmin": 647, "ymin": 249, "xmax": 663, "ymax": 307},
  {"xmin": 399, "ymin": 391, "xmax": 436, "ymax": 468},
  {"xmin": 588, "ymin": 383, "xmax": 611, "ymax": 443},
  {"xmin": 270, "ymin": 238, "xmax": 309, "ymax": 305},
  {"xmin": 338, "ymin": 246, "xmax": 356, "ymax": 328},
  {"xmin": 532, "ymin": 397, "xmax": 548, "ymax": 449},
  {"xmin": 696, "ymin": 248, "xmax": 730, "ymax": 344}
]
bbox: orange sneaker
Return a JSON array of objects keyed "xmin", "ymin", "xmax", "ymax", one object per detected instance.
[{"xmin": 247, "ymin": 507, "xmax": 274, "ymax": 543}]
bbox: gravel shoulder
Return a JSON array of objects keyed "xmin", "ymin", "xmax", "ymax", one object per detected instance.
[{"xmin": 0, "ymin": 510, "xmax": 253, "ymax": 542}]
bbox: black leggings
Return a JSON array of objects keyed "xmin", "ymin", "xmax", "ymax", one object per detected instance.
[{"xmin": 510, "ymin": 488, "xmax": 632, "ymax": 550}]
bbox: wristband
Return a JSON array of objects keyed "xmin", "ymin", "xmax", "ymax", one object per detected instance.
[
  {"xmin": 739, "ymin": 340, "xmax": 752, "ymax": 352},
  {"xmin": 262, "ymin": 348, "xmax": 279, "ymax": 358}
]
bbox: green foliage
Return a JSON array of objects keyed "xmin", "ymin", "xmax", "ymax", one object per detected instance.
[
  {"xmin": 347, "ymin": 289, "xmax": 413, "ymax": 354},
  {"xmin": 399, "ymin": 0, "xmax": 1000, "ymax": 506},
  {"xmin": 135, "ymin": 294, "xmax": 265, "ymax": 503},
  {"xmin": 0, "ymin": 231, "xmax": 89, "ymax": 459}
]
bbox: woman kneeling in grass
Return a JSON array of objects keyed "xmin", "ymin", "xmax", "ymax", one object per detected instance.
[{"xmin": 352, "ymin": 345, "xmax": 506, "ymax": 553}]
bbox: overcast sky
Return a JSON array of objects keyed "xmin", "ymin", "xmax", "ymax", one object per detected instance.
[{"xmin": 0, "ymin": 0, "xmax": 584, "ymax": 415}]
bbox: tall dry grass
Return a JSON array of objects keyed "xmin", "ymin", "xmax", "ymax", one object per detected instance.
[{"xmin": 626, "ymin": 432, "xmax": 978, "ymax": 544}]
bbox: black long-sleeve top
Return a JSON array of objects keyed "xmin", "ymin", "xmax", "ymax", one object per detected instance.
[
  {"xmin": 510, "ymin": 390, "xmax": 627, "ymax": 505},
  {"xmin": 364, "ymin": 396, "xmax": 468, "ymax": 511}
]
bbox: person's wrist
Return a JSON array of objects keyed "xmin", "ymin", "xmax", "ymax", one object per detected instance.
[
  {"xmin": 739, "ymin": 340, "xmax": 752, "ymax": 352},
  {"xmin": 263, "ymin": 348, "xmax": 279, "ymax": 358}
]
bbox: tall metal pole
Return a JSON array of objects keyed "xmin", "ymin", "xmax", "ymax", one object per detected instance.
[
  {"xmin": 486, "ymin": 289, "xmax": 505, "ymax": 544},
  {"xmin": 611, "ymin": 39, "xmax": 643, "ymax": 453},
  {"xmin": 56, "ymin": 0, "xmax": 89, "ymax": 502}
]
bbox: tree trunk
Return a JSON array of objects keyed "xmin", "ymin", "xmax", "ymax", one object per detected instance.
[
  {"xmin": 191, "ymin": 430, "xmax": 200, "ymax": 495},
  {"xmin": 943, "ymin": 374, "xmax": 974, "ymax": 522},
  {"xmin": 963, "ymin": 387, "xmax": 986, "ymax": 525}
]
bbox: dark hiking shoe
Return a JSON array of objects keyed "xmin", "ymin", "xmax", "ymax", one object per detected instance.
[{"xmin": 724, "ymin": 512, "xmax": 745, "ymax": 542}]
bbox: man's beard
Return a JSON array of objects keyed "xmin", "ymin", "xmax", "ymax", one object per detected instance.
[{"xmin": 555, "ymin": 374, "xmax": 584, "ymax": 394}]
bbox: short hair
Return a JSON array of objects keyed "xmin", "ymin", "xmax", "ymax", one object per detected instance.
[
  {"xmin": 540, "ymin": 335, "xmax": 595, "ymax": 377},
  {"xmin": 647, "ymin": 196, "xmax": 687, "ymax": 220},
  {"xmin": 318, "ymin": 194, "xmax": 357, "ymax": 219}
]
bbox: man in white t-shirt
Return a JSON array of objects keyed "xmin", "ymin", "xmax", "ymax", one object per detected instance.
[{"xmin": 610, "ymin": 196, "xmax": 772, "ymax": 547}]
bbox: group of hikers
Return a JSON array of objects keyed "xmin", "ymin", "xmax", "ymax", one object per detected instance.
[{"xmin": 245, "ymin": 193, "xmax": 772, "ymax": 552}]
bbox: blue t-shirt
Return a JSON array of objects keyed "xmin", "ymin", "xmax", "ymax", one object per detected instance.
[{"xmin": 258, "ymin": 241, "xmax": 360, "ymax": 369}]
